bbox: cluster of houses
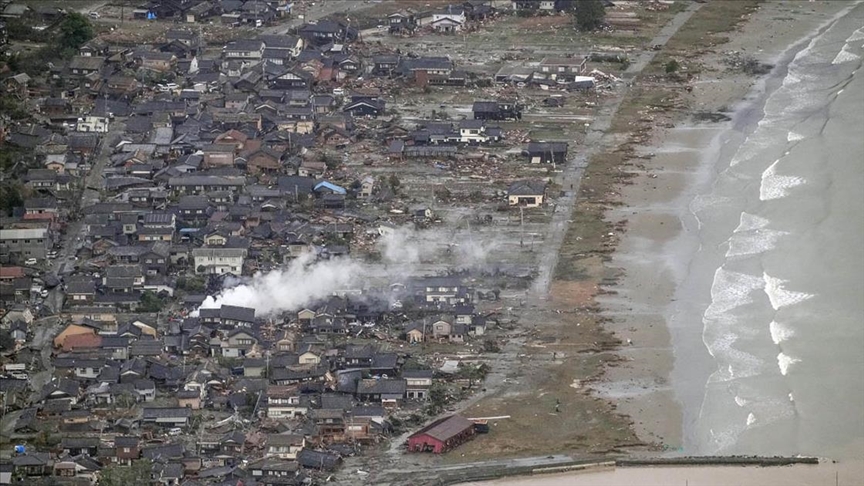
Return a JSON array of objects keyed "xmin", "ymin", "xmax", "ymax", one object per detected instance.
[
  {"xmin": 0, "ymin": 0, "xmax": 596, "ymax": 482},
  {"xmin": 0, "ymin": 271, "xmax": 493, "ymax": 482},
  {"xmin": 0, "ymin": 269, "xmax": 495, "ymax": 479}
]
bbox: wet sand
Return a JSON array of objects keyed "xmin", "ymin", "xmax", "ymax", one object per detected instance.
[
  {"xmin": 463, "ymin": 460, "xmax": 864, "ymax": 486},
  {"xmin": 591, "ymin": 0, "xmax": 858, "ymax": 456}
]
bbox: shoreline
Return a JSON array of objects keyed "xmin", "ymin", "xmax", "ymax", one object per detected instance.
[
  {"xmin": 669, "ymin": 1, "xmax": 864, "ymax": 456},
  {"xmin": 462, "ymin": 459, "xmax": 864, "ymax": 486},
  {"xmin": 591, "ymin": 0, "xmax": 858, "ymax": 458}
]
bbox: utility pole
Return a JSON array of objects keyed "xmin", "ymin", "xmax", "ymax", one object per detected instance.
[{"xmin": 519, "ymin": 205, "xmax": 524, "ymax": 248}]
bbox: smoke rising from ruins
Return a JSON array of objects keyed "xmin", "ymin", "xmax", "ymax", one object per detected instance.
[{"xmin": 197, "ymin": 226, "xmax": 495, "ymax": 317}]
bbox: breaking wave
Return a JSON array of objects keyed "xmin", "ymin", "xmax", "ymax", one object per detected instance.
[
  {"xmin": 760, "ymin": 159, "xmax": 806, "ymax": 201},
  {"xmin": 763, "ymin": 272, "xmax": 814, "ymax": 310},
  {"xmin": 769, "ymin": 320, "xmax": 796, "ymax": 345}
]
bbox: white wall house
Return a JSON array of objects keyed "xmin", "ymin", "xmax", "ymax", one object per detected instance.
[
  {"xmin": 77, "ymin": 116, "xmax": 110, "ymax": 133},
  {"xmin": 192, "ymin": 248, "xmax": 247, "ymax": 275}
]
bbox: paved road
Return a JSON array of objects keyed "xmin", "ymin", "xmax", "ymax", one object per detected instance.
[
  {"xmin": 53, "ymin": 124, "xmax": 124, "ymax": 278},
  {"xmin": 28, "ymin": 316, "xmax": 61, "ymax": 403}
]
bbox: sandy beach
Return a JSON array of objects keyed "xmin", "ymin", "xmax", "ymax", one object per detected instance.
[
  {"xmin": 592, "ymin": 0, "xmax": 861, "ymax": 459},
  {"xmin": 464, "ymin": 460, "xmax": 864, "ymax": 486}
]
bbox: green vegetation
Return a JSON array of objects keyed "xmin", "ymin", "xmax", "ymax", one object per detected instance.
[
  {"xmin": 426, "ymin": 382, "xmax": 449, "ymax": 415},
  {"xmin": 177, "ymin": 275, "xmax": 206, "ymax": 292},
  {"xmin": 58, "ymin": 12, "xmax": 95, "ymax": 50},
  {"xmin": 0, "ymin": 330, "xmax": 14, "ymax": 352},
  {"xmin": 665, "ymin": 59, "xmax": 680, "ymax": 73},
  {"xmin": 573, "ymin": 0, "xmax": 606, "ymax": 32},
  {"xmin": 4, "ymin": 12, "xmax": 94, "ymax": 77},
  {"xmin": 4, "ymin": 18, "xmax": 51, "ymax": 43},
  {"xmin": 0, "ymin": 181, "xmax": 26, "ymax": 216},
  {"xmin": 0, "ymin": 96, "xmax": 30, "ymax": 120},
  {"xmin": 99, "ymin": 459, "xmax": 153, "ymax": 486},
  {"xmin": 139, "ymin": 291, "xmax": 167, "ymax": 313}
]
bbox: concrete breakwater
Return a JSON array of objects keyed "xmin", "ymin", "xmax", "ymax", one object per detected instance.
[{"xmin": 434, "ymin": 455, "xmax": 823, "ymax": 485}]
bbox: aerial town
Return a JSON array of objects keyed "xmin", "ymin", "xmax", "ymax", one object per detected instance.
[{"xmin": 0, "ymin": 0, "xmax": 748, "ymax": 484}]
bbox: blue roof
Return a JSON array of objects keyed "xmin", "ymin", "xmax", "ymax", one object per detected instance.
[{"xmin": 314, "ymin": 181, "xmax": 347, "ymax": 195}]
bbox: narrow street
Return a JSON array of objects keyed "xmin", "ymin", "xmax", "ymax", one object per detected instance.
[
  {"xmin": 27, "ymin": 316, "xmax": 61, "ymax": 403},
  {"xmin": 53, "ymin": 123, "xmax": 125, "ymax": 278}
]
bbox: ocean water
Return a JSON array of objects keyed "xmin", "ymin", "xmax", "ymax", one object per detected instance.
[{"xmin": 675, "ymin": 5, "xmax": 864, "ymax": 458}]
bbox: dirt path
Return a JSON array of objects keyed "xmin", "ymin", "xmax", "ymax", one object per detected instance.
[{"xmin": 530, "ymin": 2, "xmax": 701, "ymax": 298}]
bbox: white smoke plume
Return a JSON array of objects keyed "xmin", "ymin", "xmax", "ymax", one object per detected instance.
[
  {"xmin": 194, "ymin": 225, "xmax": 496, "ymax": 318},
  {"xmin": 378, "ymin": 226, "xmax": 495, "ymax": 268},
  {"xmin": 197, "ymin": 252, "xmax": 363, "ymax": 317}
]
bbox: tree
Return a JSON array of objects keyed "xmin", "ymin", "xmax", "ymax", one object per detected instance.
[
  {"xmin": 388, "ymin": 174, "xmax": 401, "ymax": 192},
  {"xmin": 100, "ymin": 459, "xmax": 153, "ymax": 486},
  {"xmin": 177, "ymin": 275, "xmax": 206, "ymax": 292},
  {"xmin": 573, "ymin": 0, "xmax": 606, "ymax": 32},
  {"xmin": 0, "ymin": 330, "xmax": 14, "ymax": 352},
  {"xmin": 0, "ymin": 182, "xmax": 25, "ymax": 216},
  {"xmin": 58, "ymin": 13, "xmax": 94, "ymax": 50},
  {"xmin": 426, "ymin": 382, "xmax": 448, "ymax": 415},
  {"xmin": 665, "ymin": 59, "xmax": 680, "ymax": 73},
  {"xmin": 138, "ymin": 291, "xmax": 164, "ymax": 313}
]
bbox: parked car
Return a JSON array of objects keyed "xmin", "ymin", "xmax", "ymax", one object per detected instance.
[{"xmin": 24, "ymin": 258, "xmax": 37, "ymax": 266}]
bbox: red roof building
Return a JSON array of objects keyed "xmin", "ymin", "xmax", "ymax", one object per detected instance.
[
  {"xmin": 61, "ymin": 332, "xmax": 103, "ymax": 352},
  {"xmin": 0, "ymin": 266, "xmax": 26, "ymax": 280},
  {"xmin": 407, "ymin": 415, "xmax": 476, "ymax": 454}
]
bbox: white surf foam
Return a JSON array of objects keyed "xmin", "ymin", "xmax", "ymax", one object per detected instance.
[
  {"xmin": 733, "ymin": 212, "xmax": 770, "ymax": 233},
  {"xmin": 689, "ymin": 193, "xmax": 733, "ymax": 215},
  {"xmin": 760, "ymin": 159, "xmax": 806, "ymax": 201},
  {"xmin": 832, "ymin": 44, "xmax": 861, "ymax": 64},
  {"xmin": 777, "ymin": 352, "xmax": 801, "ymax": 376},
  {"xmin": 726, "ymin": 229, "xmax": 789, "ymax": 258},
  {"xmin": 846, "ymin": 27, "xmax": 864, "ymax": 43},
  {"xmin": 782, "ymin": 72, "xmax": 802, "ymax": 87},
  {"xmin": 787, "ymin": 131, "xmax": 804, "ymax": 142},
  {"xmin": 769, "ymin": 320, "xmax": 795, "ymax": 345},
  {"xmin": 704, "ymin": 269, "xmax": 765, "ymax": 318},
  {"xmin": 709, "ymin": 427, "xmax": 739, "ymax": 453},
  {"xmin": 705, "ymin": 331, "xmax": 765, "ymax": 381},
  {"xmin": 763, "ymin": 272, "xmax": 814, "ymax": 310}
]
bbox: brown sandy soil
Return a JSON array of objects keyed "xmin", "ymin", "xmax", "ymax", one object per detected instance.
[{"xmin": 549, "ymin": 280, "xmax": 597, "ymax": 308}]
